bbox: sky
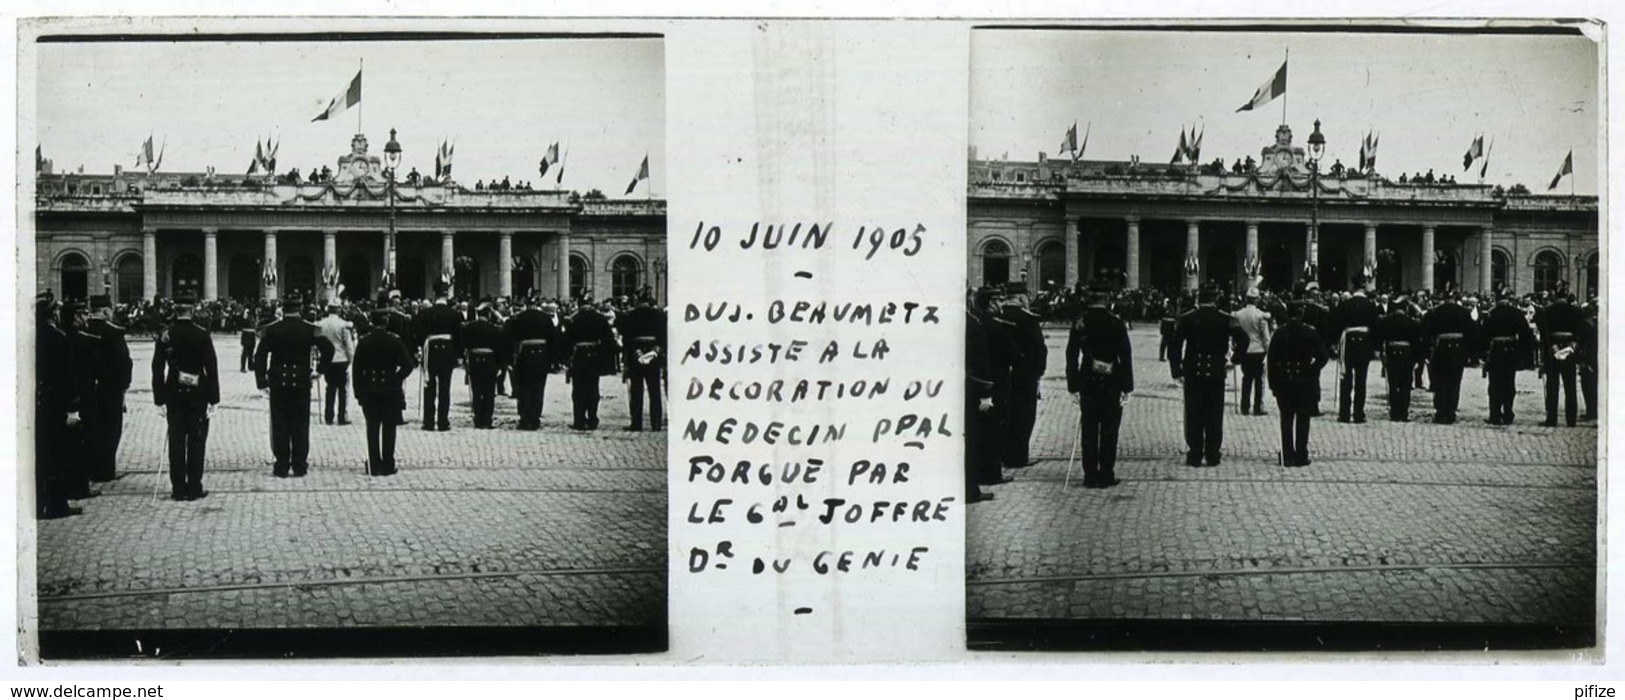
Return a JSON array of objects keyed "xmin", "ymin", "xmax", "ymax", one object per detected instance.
[
  {"xmin": 34, "ymin": 37, "xmax": 665, "ymax": 196},
  {"xmin": 970, "ymin": 29, "xmax": 1599, "ymax": 194}
]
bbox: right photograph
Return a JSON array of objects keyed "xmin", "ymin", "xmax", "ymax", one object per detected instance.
[{"xmin": 964, "ymin": 25, "xmax": 1600, "ymax": 651}]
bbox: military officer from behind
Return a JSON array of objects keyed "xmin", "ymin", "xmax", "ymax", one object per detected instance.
[
  {"xmin": 462, "ymin": 303, "xmax": 508, "ymax": 429},
  {"xmin": 1331, "ymin": 280, "xmax": 1380, "ymax": 423},
  {"xmin": 254, "ymin": 293, "xmax": 333, "ymax": 477},
  {"xmin": 414, "ymin": 282, "xmax": 464, "ymax": 431},
  {"xmin": 35, "ymin": 293, "xmax": 80, "ymax": 519},
  {"xmin": 82, "ymin": 295, "xmax": 133, "ymax": 483},
  {"xmin": 1482, "ymin": 290, "xmax": 1536, "ymax": 425},
  {"xmin": 505, "ymin": 293, "xmax": 563, "ymax": 430},
  {"xmin": 152, "ymin": 293, "xmax": 220, "ymax": 500},
  {"xmin": 1372, "ymin": 296, "xmax": 1424, "ymax": 422},
  {"xmin": 352, "ymin": 308, "xmax": 416, "ymax": 476},
  {"xmin": 1420, "ymin": 292, "xmax": 1476, "ymax": 424},
  {"xmin": 1065, "ymin": 283, "xmax": 1133, "ymax": 488},
  {"xmin": 1169, "ymin": 286, "xmax": 1247, "ymax": 467},
  {"xmin": 565, "ymin": 299, "xmax": 617, "ymax": 430},
  {"xmin": 1001, "ymin": 285, "xmax": 1047, "ymax": 468},
  {"xmin": 618, "ymin": 292, "xmax": 667, "ymax": 432},
  {"xmin": 1536, "ymin": 289, "xmax": 1584, "ymax": 427},
  {"xmin": 1267, "ymin": 301, "xmax": 1329, "ymax": 467}
]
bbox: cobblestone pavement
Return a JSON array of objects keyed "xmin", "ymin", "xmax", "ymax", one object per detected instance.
[
  {"xmin": 37, "ymin": 335, "xmax": 665, "ymax": 631},
  {"xmin": 968, "ymin": 324, "xmax": 1598, "ymax": 627}
]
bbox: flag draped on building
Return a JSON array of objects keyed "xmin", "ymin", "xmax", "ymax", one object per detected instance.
[
  {"xmin": 624, "ymin": 155, "xmax": 650, "ymax": 195},
  {"xmin": 1236, "ymin": 60, "xmax": 1287, "ymax": 112},
  {"xmin": 1462, "ymin": 134, "xmax": 1484, "ymax": 171},
  {"xmin": 311, "ymin": 69, "xmax": 362, "ymax": 122},
  {"xmin": 1548, "ymin": 150, "xmax": 1574, "ymax": 191}
]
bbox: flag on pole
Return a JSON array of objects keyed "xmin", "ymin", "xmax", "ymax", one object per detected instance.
[
  {"xmin": 1184, "ymin": 125, "xmax": 1204, "ymax": 163},
  {"xmin": 1236, "ymin": 60, "xmax": 1287, "ymax": 112},
  {"xmin": 1479, "ymin": 138, "xmax": 1494, "ymax": 179},
  {"xmin": 1059, "ymin": 121, "xmax": 1077, "ymax": 157},
  {"xmin": 624, "ymin": 155, "xmax": 650, "ymax": 195},
  {"xmin": 253, "ymin": 141, "xmax": 265, "ymax": 174},
  {"xmin": 1462, "ymin": 134, "xmax": 1484, "ymax": 171},
  {"xmin": 134, "ymin": 135, "xmax": 154, "ymax": 168},
  {"xmin": 1075, "ymin": 122, "xmax": 1089, "ymax": 163},
  {"xmin": 152, "ymin": 139, "xmax": 164, "ymax": 172},
  {"xmin": 264, "ymin": 136, "xmax": 279, "ymax": 172},
  {"xmin": 556, "ymin": 144, "xmax": 569, "ymax": 185},
  {"xmin": 35, "ymin": 145, "xmax": 43, "ymax": 172},
  {"xmin": 1547, "ymin": 150, "xmax": 1574, "ymax": 191},
  {"xmin": 539, "ymin": 141, "xmax": 559, "ymax": 179},
  {"xmin": 1171, "ymin": 128, "xmax": 1189, "ymax": 164},
  {"xmin": 436, "ymin": 140, "xmax": 455, "ymax": 179},
  {"xmin": 1359, "ymin": 130, "xmax": 1379, "ymax": 172},
  {"xmin": 311, "ymin": 69, "xmax": 362, "ymax": 122}
]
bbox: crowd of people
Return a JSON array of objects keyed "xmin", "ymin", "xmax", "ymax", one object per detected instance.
[
  {"xmin": 966, "ymin": 278, "xmax": 1600, "ymax": 501},
  {"xmin": 33, "ymin": 284, "xmax": 667, "ymax": 519}
]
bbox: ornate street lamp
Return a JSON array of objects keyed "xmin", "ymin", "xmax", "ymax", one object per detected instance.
[
  {"xmin": 1305, "ymin": 119, "xmax": 1326, "ymax": 285},
  {"xmin": 383, "ymin": 128, "xmax": 402, "ymax": 291}
]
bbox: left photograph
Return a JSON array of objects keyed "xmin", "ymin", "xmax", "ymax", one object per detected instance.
[{"xmin": 24, "ymin": 27, "xmax": 668, "ymax": 658}]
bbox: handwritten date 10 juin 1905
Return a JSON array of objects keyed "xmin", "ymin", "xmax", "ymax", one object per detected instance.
[{"xmin": 690, "ymin": 221, "xmax": 926, "ymax": 261}]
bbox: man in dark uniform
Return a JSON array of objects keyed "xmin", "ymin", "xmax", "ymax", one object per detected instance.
[
  {"xmin": 1579, "ymin": 302, "xmax": 1598, "ymax": 421},
  {"xmin": 1169, "ymin": 286, "xmax": 1247, "ymax": 467},
  {"xmin": 505, "ymin": 293, "xmax": 562, "ymax": 430},
  {"xmin": 1001, "ymin": 286, "xmax": 1046, "ymax": 468},
  {"xmin": 414, "ymin": 283, "xmax": 465, "ymax": 431},
  {"xmin": 1065, "ymin": 283, "xmax": 1133, "ymax": 488},
  {"xmin": 1536, "ymin": 290, "xmax": 1584, "ymax": 427},
  {"xmin": 352, "ymin": 308, "xmax": 416, "ymax": 475},
  {"xmin": 240, "ymin": 314, "xmax": 258, "ymax": 373},
  {"xmin": 618, "ymin": 292, "xmax": 667, "ymax": 431},
  {"xmin": 1482, "ymin": 290, "xmax": 1536, "ymax": 425},
  {"xmin": 254, "ymin": 293, "xmax": 333, "ymax": 477},
  {"xmin": 1421, "ymin": 292, "xmax": 1476, "ymax": 424},
  {"xmin": 964, "ymin": 298, "xmax": 996, "ymax": 503},
  {"xmin": 1331, "ymin": 281, "xmax": 1380, "ymax": 423},
  {"xmin": 35, "ymin": 293, "xmax": 80, "ymax": 519},
  {"xmin": 82, "ymin": 295, "xmax": 133, "ymax": 483},
  {"xmin": 973, "ymin": 287, "xmax": 1017, "ymax": 484},
  {"xmin": 1373, "ymin": 296, "xmax": 1424, "ymax": 422},
  {"xmin": 60, "ymin": 301, "xmax": 101, "ymax": 501},
  {"xmin": 1268, "ymin": 300, "xmax": 1330, "ymax": 466},
  {"xmin": 462, "ymin": 303, "xmax": 508, "ymax": 429},
  {"xmin": 565, "ymin": 299, "xmax": 617, "ymax": 430},
  {"xmin": 152, "ymin": 293, "xmax": 221, "ymax": 500}
]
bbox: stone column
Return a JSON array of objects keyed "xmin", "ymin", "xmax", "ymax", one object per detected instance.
[
  {"xmin": 263, "ymin": 230, "xmax": 278, "ymax": 301},
  {"xmin": 202, "ymin": 229, "xmax": 219, "ymax": 301},
  {"xmin": 557, "ymin": 231, "xmax": 572, "ymax": 299},
  {"xmin": 323, "ymin": 230, "xmax": 338, "ymax": 303},
  {"xmin": 1421, "ymin": 225, "xmax": 1436, "ymax": 292},
  {"xmin": 1184, "ymin": 220, "xmax": 1201, "ymax": 291},
  {"xmin": 499, "ymin": 231, "xmax": 514, "ymax": 298},
  {"xmin": 438, "ymin": 231, "xmax": 456, "ymax": 296},
  {"xmin": 1244, "ymin": 221, "xmax": 1260, "ymax": 292},
  {"xmin": 1125, "ymin": 216, "xmax": 1141, "ymax": 289},
  {"xmin": 1364, "ymin": 223, "xmax": 1378, "ymax": 291},
  {"xmin": 142, "ymin": 229, "xmax": 158, "ymax": 300},
  {"xmin": 1064, "ymin": 219, "xmax": 1080, "ymax": 289},
  {"xmin": 1480, "ymin": 225, "xmax": 1494, "ymax": 293}
]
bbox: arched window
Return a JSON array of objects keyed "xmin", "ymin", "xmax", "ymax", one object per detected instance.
[
  {"xmin": 59, "ymin": 252, "xmax": 90, "ymax": 301},
  {"xmin": 1035, "ymin": 240, "xmax": 1065, "ymax": 291},
  {"xmin": 115, "ymin": 254, "xmax": 143, "ymax": 303},
  {"xmin": 982, "ymin": 239, "xmax": 1011, "ymax": 288},
  {"xmin": 171, "ymin": 253, "xmax": 203, "ymax": 299},
  {"xmin": 283, "ymin": 254, "xmax": 315, "ymax": 299},
  {"xmin": 339, "ymin": 254, "xmax": 371, "ymax": 301},
  {"xmin": 1533, "ymin": 250, "xmax": 1565, "ymax": 293},
  {"xmin": 228, "ymin": 254, "xmax": 261, "ymax": 301},
  {"xmin": 610, "ymin": 255, "xmax": 642, "ymax": 300},
  {"xmin": 1585, "ymin": 252, "xmax": 1599, "ymax": 301},
  {"xmin": 1491, "ymin": 249, "xmax": 1512, "ymax": 293},
  {"xmin": 511, "ymin": 255, "xmax": 536, "ymax": 300},
  {"xmin": 1433, "ymin": 250, "xmax": 1458, "ymax": 292},
  {"xmin": 568, "ymin": 253, "xmax": 589, "ymax": 300}
]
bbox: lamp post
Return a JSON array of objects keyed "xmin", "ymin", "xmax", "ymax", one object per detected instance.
[
  {"xmin": 1306, "ymin": 119, "xmax": 1325, "ymax": 287},
  {"xmin": 383, "ymin": 128, "xmax": 402, "ymax": 293}
]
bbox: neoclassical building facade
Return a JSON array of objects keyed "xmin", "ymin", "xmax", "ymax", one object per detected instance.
[
  {"xmin": 34, "ymin": 135, "xmax": 667, "ymax": 305},
  {"xmin": 969, "ymin": 125, "xmax": 1600, "ymax": 299}
]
